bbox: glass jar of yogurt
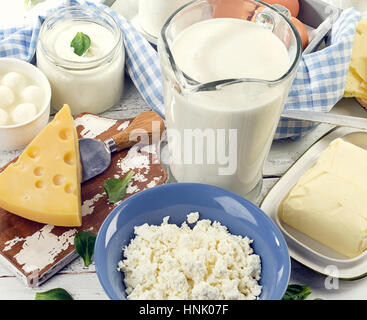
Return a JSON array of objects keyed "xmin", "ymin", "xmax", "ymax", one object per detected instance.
[{"xmin": 36, "ymin": 6, "xmax": 125, "ymax": 115}]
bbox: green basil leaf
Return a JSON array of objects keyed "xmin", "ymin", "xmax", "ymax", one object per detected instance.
[
  {"xmin": 35, "ymin": 288, "xmax": 73, "ymax": 300},
  {"xmin": 104, "ymin": 171, "xmax": 134, "ymax": 203},
  {"xmin": 74, "ymin": 231, "xmax": 97, "ymax": 267},
  {"xmin": 25, "ymin": 0, "xmax": 40, "ymax": 7},
  {"xmin": 70, "ymin": 32, "xmax": 91, "ymax": 56},
  {"xmin": 25, "ymin": 0, "xmax": 35, "ymax": 7},
  {"xmin": 282, "ymin": 284, "xmax": 312, "ymax": 300}
]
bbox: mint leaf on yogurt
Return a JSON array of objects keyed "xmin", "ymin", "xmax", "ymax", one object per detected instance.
[{"xmin": 70, "ymin": 32, "xmax": 91, "ymax": 56}]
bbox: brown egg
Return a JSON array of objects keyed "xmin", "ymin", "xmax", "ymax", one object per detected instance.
[
  {"xmin": 291, "ymin": 17, "xmax": 309, "ymax": 49},
  {"xmin": 261, "ymin": 0, "xmax": 300, "ymax": 17}
]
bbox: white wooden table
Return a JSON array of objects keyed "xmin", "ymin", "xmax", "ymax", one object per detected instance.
[
  {"xmin": 1, "ymin": 76, "xmax": 367, "ymax": 300},
  {"xmin": 2, "ymin": 0, "xmax": 367, "ymax": 301}
]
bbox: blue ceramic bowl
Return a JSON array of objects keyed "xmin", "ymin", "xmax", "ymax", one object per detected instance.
[{"xmin": 94, "ymin": 183, "xmax": 290, "ymax": 300}]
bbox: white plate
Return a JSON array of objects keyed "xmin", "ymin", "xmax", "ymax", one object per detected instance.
[
  {"xmin": 110, "ymin": 0, "xmax": 158, "ymax": 46},
  {"xmin": 260, "ymin": 126, "xmax": 367, "ymax": 280},
  {"xmin": 130, "ymin": 15, "xmax": 158, "ymax": 46}
]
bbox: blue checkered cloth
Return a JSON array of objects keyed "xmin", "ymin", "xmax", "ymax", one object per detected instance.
[
  {"xmin": 276, "ymin": 7, "xmax": 360, "ymax": 139},
  {"xmin": 0, "ymin": 1, "xmax": 360, "ymax": 139}
]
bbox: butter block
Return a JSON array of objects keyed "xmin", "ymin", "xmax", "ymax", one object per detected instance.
[
  {"xmin": 0, "ymin": 104, "xmax": 82, "ymax": 227},
  {"xmin": 279, "ymin": 138, "xmax": 367, "ymax": 258}
]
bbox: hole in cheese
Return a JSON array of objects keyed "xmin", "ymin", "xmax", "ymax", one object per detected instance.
[
  {"xmin": 27, "ymin": 146, "xmax": 40, "ymax": 159},
  {"xmin": 33, "ymin": 167, "xmax": 44, "ymax": 176},
  {"xmin": 59, "ymin": 128, "xmax": 73, "ymax": 140},
  {"xmin": 53, "ymin": 174, "xmax": 65, "ymax": 186},
  {"xmin": 64, "ymin": 152, "xmax": 75, "ymax": 165},
  {"xmin": 64, "ymin": 183, "xmax": 73, "ymax": 193},
  {"xmin": 35, "ymin": 180, "xmax": 44, "ymax": 188}
]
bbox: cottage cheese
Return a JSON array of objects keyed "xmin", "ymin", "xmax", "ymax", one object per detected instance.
[
  {"xmin": 186, "ymin": 211, "xmax": 199, "ymax": 224},
  {"xmin": 117, "ymin": 213, "xmax": 262, "ymax": 300}
]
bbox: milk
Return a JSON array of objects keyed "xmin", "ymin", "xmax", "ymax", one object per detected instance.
[{"xmin": 162, "ymin": 18, "xmax": 292, "ymax": 197}]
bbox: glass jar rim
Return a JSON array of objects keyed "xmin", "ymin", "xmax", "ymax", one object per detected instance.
[
  {"xmin": 160, "ymin": 0, "xmax": 302, "ymax": 91},
  {"xmin": 38, "ymin": 5, "xmax": 122, "ymax": 71}
]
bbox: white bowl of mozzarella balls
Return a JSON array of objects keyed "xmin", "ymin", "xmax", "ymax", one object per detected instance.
[{"xmin": 0, "ymin": 58, "xmax": 51, "ymax": 151}]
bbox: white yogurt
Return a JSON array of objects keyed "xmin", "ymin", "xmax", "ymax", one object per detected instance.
[
  {"xmin": 162, "ymin": 18, "xmax": 292, "ymax": 196},
  {"xmin": 138, "ymin": 0, "xmax": 192, "ymax": 38},
  {"xmin": 46, "ymin": 21, "xmax": 116, "ymax": 62},
  {"xmin": 36, "ymin": 8, "xmax": 124, "ymax": 115}
]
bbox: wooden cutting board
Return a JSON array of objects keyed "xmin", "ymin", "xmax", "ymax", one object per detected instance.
[{"xmin": 0, "ymin": 112, "xmax": 167, "ymax": 287}]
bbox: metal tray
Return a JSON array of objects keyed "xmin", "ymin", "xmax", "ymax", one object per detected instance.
[{"xmin": 299, "ymin": 0, "xmax": 342, "ymax": 54}]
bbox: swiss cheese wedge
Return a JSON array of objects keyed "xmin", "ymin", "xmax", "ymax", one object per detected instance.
[{"xmin": 0, "ymin": 104, "xmax": 82, "ymax": 227}]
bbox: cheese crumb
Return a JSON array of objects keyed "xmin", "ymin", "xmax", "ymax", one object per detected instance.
[
  {"xmin": 117, "ymin": 213, "xmax": 262, "ymax": 300},
  {"xmin": 187, "ymin": 211, "xmax": 199, "ymax": 224}
]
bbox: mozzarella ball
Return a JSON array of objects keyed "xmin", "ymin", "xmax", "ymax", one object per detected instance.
[
  {"xmin": 21, "ymin": 85, "xmax": 43, "ymax": 105},
  {"xmin": 11, "ymin": 103, "xmax": 38, "ymax": 124},
  {"xmin": 0, "ymin": 85, "xmax": 15, "ymax": 108},
  {"xmin": 2, "ymin": 72, "xmax": 26, "ymax": 91},
  {"xmin": 0, "ymin": 108, "xmax": 8, "ymax": 125}
]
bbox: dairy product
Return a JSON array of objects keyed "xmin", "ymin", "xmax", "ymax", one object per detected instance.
[
  {"xmin": 171, "ymin": 19, "xmax": 290, "ymax": 83},
  {"xmin": 11, "ymin": 103, "xmax": 37, "ymax": 124},
  {"xmin": 138, "ymin": 0, "xmax": 191, "ymax": 38},
  {"xmin": 0, "ymin": 108, "xmax": 8, "ymax": 125},
  {"xmin": 0, "ymin": 104, "xmax": 82, "ymax": 227},
  {"xmin": 21, "ymin": 85, "xmax": 44, "ymax": 105},
  {"xmin": 162, "ymin": 18, "xmax": 291, "ymax": 196},
  {"xmin": 0, "ymin": 71, "xmax": 44, "ymax": 125},
  {"xmin": 2, "ymin": 71, "xmax": 26, "ymax": 91},
  {"xmin": 187, "ymin": 211, "xmax": 199, "ymax": 224},
  {"xmin": 45, "ymin": 22, "xmax": 116, "ymax": 62},
  {"xmin": 37, "ymin": 8, "xmax": 124, "ymax": 115},
  {"xmin": 279, "ymin": 138, "xmax": 367, "ymax": 258},
  {"xmin": 0, "ymin": 85, "xmax": 15, "ymax": 109},
  {"xmin": 118, "ymin": 212, "xmax": 262, "ymax": 300},
  {"xmin": 345, "ymin": 20, "xmax": 367, "ymax": 100}
]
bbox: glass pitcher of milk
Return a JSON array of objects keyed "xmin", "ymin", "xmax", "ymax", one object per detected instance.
[{"xmin": 158, "ymin": 0, "xmax": 302, "ymax": 200}]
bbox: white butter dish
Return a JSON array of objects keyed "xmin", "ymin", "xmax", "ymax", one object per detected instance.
[{"xmin": 261, "ymin": 126, "xmax": 367, "ymax": 279}]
